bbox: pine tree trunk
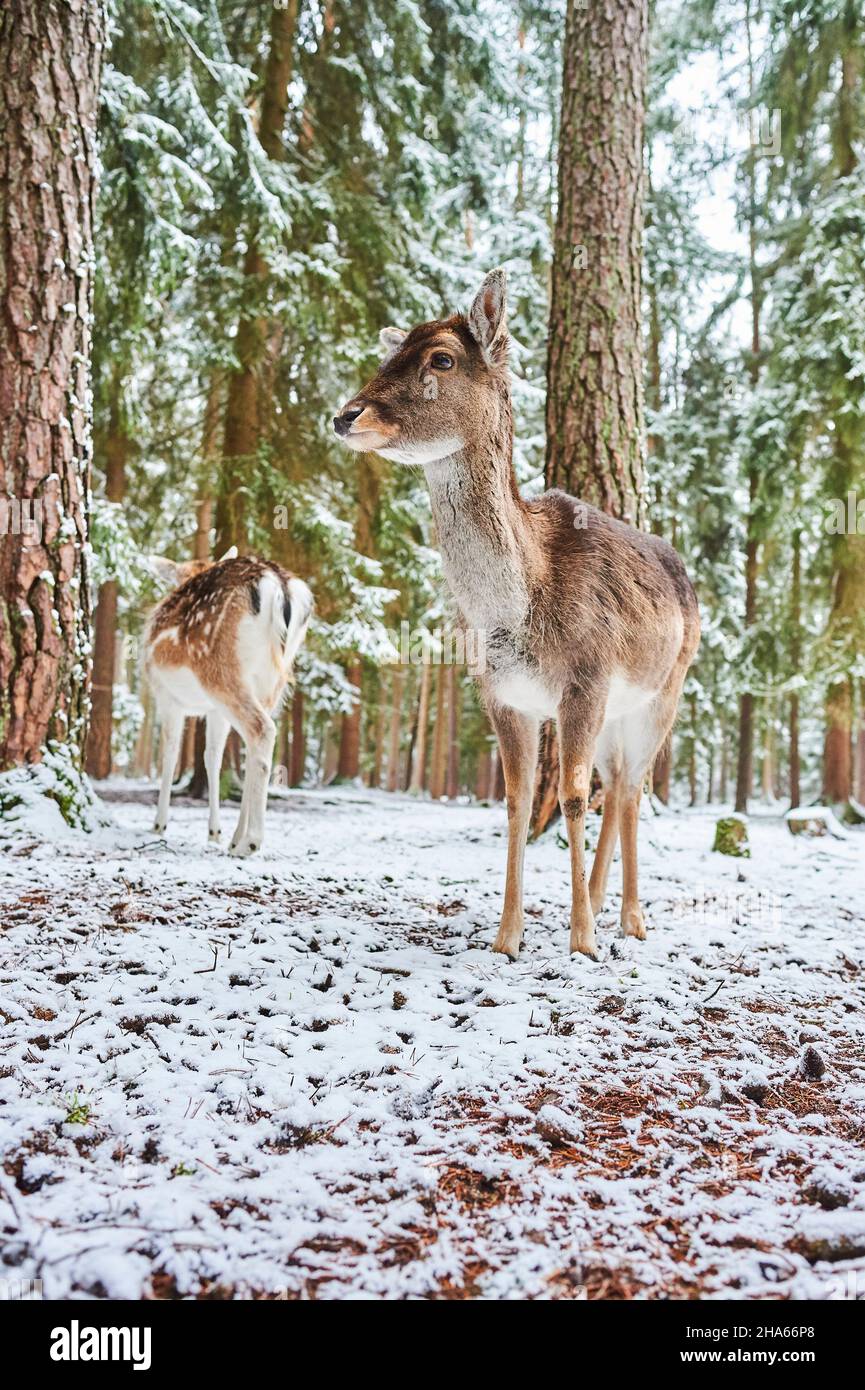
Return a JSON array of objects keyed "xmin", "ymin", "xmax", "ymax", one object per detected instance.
[
  {"xmin": 85, "ymin": 389, "xmax": 127, "ymax": 778},
  {"xmin": 533, "ymin": 0, "xmax": 648, "ymax": 835},
  {"xmin": 409, "ymin": 663, "xmax": 431, "ymax": 794},
  {"xmin": 386, "ymin": 669, "xmax": 404, "ymax": 792},
  {"xmin": 446, "ymin": 667, "xmax": 460, "ymax": 799},
  {"xmin": 215, "ymin": 1, "xmax": 297, "ymax": 552},
  {"xmin": 856, "ymin": 684, "xmax": 865, "ymax": 805},
  {"xmin": 0, "ymin": 0, "xmax": 103, "ymax": 770},
  {"xmin": 789, "ymin": 523, "xmax": 801, "ymax": 807},
  {"xmin": 290, "ymin": 691, "xmax": 305, "ymax": 786},
  {"xmin": 429, "ymin": 665, "xmax": 448, "ymax": 800},
  {"xmin": 546, "ymin": 0, "xmax": 647, "ymax": 514},
  {"xmin": 337, "ymin": 659, "xmax": 362, "ymax": 780},
  {"xmin": 688, "ymin": 695, "xmax": 698, "ymax": 807},
  {"xmin": 823, "ymin": 678, "xmax": 853, "ymax": 804},
  {"xmin": 734, "ymin": 0, "xmax": 762, "ymax": 816}
]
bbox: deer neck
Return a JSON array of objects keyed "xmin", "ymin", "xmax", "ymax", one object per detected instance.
[{"xmin": 424, "ymin": 414, "xmax": 535, "ymax": 635}]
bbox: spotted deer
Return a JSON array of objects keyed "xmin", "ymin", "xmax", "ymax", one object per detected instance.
[
  {"xmin": 334, "ymin": 269, "xmax": 700, "ymax": 958},
  {"xmin": 144, "ymin": 550, "xmax": 313, "ymax": 854}
]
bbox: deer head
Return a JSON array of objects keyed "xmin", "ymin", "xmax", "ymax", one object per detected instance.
[
  {"xmin": 149, "ymin": 545, "xmax": 238, "ymax": 590},
  {"xmin": 333, "ymin": 269, "xmax": 511, "ymax": 467}
]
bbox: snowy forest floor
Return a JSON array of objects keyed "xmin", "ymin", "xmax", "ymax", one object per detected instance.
[{"xmin": 1, "ymin": 784, "xmax": 864, "ymax": 1301}]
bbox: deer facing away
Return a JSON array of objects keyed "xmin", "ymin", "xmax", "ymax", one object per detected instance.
[
  {"xmin": 144, "ymin": 551, "xmax": 313, "ymax": 855},
  {"xmin": 334, "ymin": 269, "xmax": 700, "ymax": 958}
]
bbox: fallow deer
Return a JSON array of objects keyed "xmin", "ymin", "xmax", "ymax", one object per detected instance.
[
  {"xmin": 144, "ymin": 550, "xmax": 313, "ymax": 854},
  {"xmin": 334, "ymin": 269, "xmax": 700, "ymax": 958}
]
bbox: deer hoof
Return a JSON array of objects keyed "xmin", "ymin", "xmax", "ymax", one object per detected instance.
[
  {"xmin": 229, "ymin": 838, "xmax": 257, "ymax": 857},
  {"xmin": 154, "ymin": 822, "xmax": 166, "ymax": 836},
  {"xmin": 622, "ymin": 908, "xmax": 646, "ymax": 940},
  {"xmin": 569, "ymin": 927, "xmax": 598, "ymax": 960},
  {"xmin": 208, "ymin": 830, "xmax": 221, "ymax": 844},
  {"xmin": 492, "ymin": 927, "xmax": 522, "ymax": 960}
]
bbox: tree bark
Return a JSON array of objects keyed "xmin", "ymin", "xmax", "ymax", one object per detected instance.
[
  {"xmin": 856, "ymin": 683, "xmax": 865, "ymax": 805},
  {"xmin": 215, "ymin": 1, "xmax": 297, "ymax": 551},
  {"xmin": 533, "ymin": 0, "xmax": 648, "ymax": 835},
  {"xmin": 546, "ymin": 0, "xmax": 647, "ymax": 516},
  {"xmin": 409, "ymin": 663, "xmax": 431, "ymax": 794},
  {"xmin": 734, "ymin": 0, "xmax": 762, "ymax": 815},
  {"xmin": 336, "ymin": 658, "xmax": 362, "ymax": 780},
  {"xmin": 429, "ymin": 664, "xmax": 448, "ymax": 800},
  {"xmin": 386, "ymin": 669, "xmax": 404, "ymax": 792},
  {"xmin": 446, "ymin": 666, "xmax": 460, "ymax": 799},
  {"xmin": 823, "ymin": 678, "xmax": 853, "ymax": 804},
  {"xmin": 85, "ymin": 384, "xmax": 127, "ymax": 778},
  {"xmin": 789, "ymin": 520, "xmax": 801, "ymax": 807},
  {"xmin": 0, "ymin": 0, "xmax": 103, "ymax": 770},
  {"xmin": 290, "ymin": 690, "xmax": 305, "ymax": 786}
]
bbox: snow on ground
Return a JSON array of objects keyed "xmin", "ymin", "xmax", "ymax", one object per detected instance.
[{"xmin": 1, "ymin": 784, "xmax": 864, "ymax": 1301}]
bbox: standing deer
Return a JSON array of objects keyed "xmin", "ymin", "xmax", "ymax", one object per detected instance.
[
  {"xmin": 144, "ymin": 551, "xmax": 313, "ymax": 855},
  {"xmin": 334, "ymin": 269, "xmax": 699, "ymax": 957}
]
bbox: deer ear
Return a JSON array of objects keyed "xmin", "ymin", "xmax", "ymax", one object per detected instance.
[
  {"xmin": 467, "ymin": 268, "xmax": 508, "ymax": 359},
  {"xmin": 149, "ymin": 555, "xmax": 182, "ymax": 586},
  {"xmin": 379, "ymin": 326, "xmax": 407, "ymax": 362}
]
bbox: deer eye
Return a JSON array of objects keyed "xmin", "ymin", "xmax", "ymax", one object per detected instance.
[{"xmin": 430, "ymin": 351, "xmax": 454, "ymax": 371}]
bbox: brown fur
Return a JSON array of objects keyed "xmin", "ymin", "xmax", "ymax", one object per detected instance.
[
  {"xmin": 144, "ymin": 554, "xmax": 313, "ymax": 853},
  {"xmin": 335, "ymin": 270, "xmax": 700, "ymax": 957}
]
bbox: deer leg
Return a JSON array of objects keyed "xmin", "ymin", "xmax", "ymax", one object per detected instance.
[
  {"xmin": 204, "ymin": 711, "xmax": 230, "ymax": 844},
  {"xmin": 589, "ymin": 720, "xmax": 624, "ymax": 916},
  {"xmin": 488, "ymin": 703, "xmax": 539, "ymax": 959},
  {"xmin": 558, "ymin": 687, "xmax": 605, "ymax": 958},
  {"xmin": 589, "ymin": 775, "xmax": 622, "ymax": 916},
  {"xmin": 228, "ymin": 702, "xmax": 276, "ymax": 857},
  {"xmin": 154, "ymin": 708, "xmax": 183, "ymax": 835},
  {"xmin": 619, "ymin": 784, "xmax": 646, "ymax": 939}
]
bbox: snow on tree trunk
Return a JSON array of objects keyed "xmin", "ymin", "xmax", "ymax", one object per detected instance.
[{"xmin": 0, "ymin": 0, "xmax": 103, "ymax": 771}]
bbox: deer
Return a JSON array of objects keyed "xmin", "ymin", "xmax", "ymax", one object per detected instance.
[
  {"xmin": 334, "ymin": 269, "xmax": 700, "ymax": 959},
  {"xmin": 144, "ymin": 549, "xmax": 313, "ymax": 855}
]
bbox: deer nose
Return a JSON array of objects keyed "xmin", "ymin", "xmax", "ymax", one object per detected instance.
[{"xmin": 333, "ymin": 406, "xmax": 364, "ymax": 437}]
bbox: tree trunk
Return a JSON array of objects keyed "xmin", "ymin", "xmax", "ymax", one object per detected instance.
[
  {"xmin": 856, "ymin": 684, "xmax": 865, "ymax": 805},
  {"xmin": 336, "ymin": 455, "xmax": 380, "ymax": 782},
  {"xmin": 369, "ymin": 698, "xmax": 385, "ymax": 789},
  {"xmin": 336, "ymin": 659, "xmax": 362, "ymax": 780},
  {"xmin": 215, "ymin": 1, "xmax": 297, "ymax": 552},
  {"xmin": 688, "ymin": 695, "xmax": 698, "ymax": 807},
  {"xmin": 85, "ymin": 387, "xmax": 127, "ymax": 778},
  {"xmin": 446, "ymin": 667, "xmax": 460, "ymax": 799},
  {"xmin": 761, "ymin": 699, "xmax": 775, "ymax": 801},
  {"xmin": 823, "ymin": 678, "xmax": 853, "ymax": 804},
  {"xmin": 546, "ymin": 0, "xmax": 647, "ymax": 515},
  {"xmin": 789, "ymin": 522, "xmax": 801, "ymax": 807},
  {"xmin": 409, "ymin": 663, "xmax": 431, "ymax": 794},
  {"xmin": 429, "ymin": 664, "xmax": 448, "ymax": 800},
  {"xmin": 290, "ymin": 691, "xmax": 305, "ymax": 786},
  {"xmin": 0, "ymin": 0, "xmax": 103, "ymax": 770},
  {"xmin": 533, "ymin": 0, "xmax": 648, "ymax": 835},
  {"xmin": 734, "ymin": 0, "xmax": 762, "ymax": 816},
  {"xmin": 386, "ymin": 669, "xmax": 404, "ymax": 792}
]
